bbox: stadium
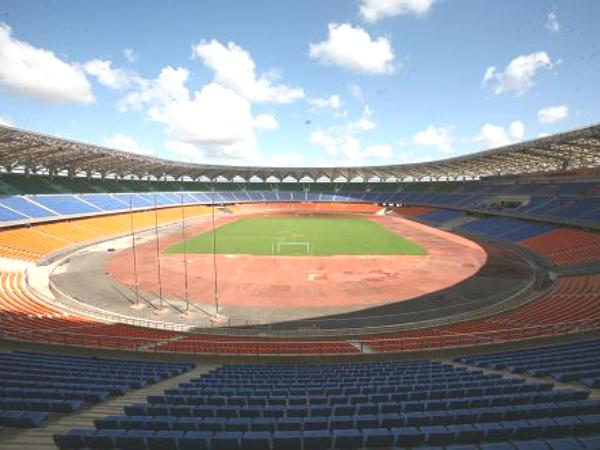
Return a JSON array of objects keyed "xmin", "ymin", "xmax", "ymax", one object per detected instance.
[
  {"xmin": 0, "ymin": 122, "xmax": 600, "ymax": 450},
  {"xmin": 2, "ymin": 0, "xmax": 600, "ymax": 449}
]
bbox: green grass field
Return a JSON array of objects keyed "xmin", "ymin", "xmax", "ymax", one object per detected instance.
[{"xmin": 165, "ymin": 216, "xmax": 426, "ymax": 256}]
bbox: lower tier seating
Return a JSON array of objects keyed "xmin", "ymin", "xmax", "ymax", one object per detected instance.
[
  {"xmin": 0, "ymin": 351, "xmax": 194, "ymax": 429},
  {"xmin": 363, "ymin": 274, "xmax": 600, "ymax": 352},
  {"xmin": 0, "ymin": 270, "xmax": 178, "ymax": 350},
  {"xmin": 54, "ymin": 360, "xmax": 600, "ymax": 449},
  {"xmin": 155, "ymin": 335, "xmax": 358, "ymax": 355},
  {"xmin": 519, "ymin": 228, "xmax": 600, "ymax": 267}
]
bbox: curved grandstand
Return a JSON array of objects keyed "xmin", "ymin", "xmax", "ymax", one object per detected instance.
[
  {"xmin": 2, "ymin": 125, "xmax": 600, "ymax": 449},
  {"xmin": 0, "ymin": 123, "xmax": 599, "ymax": 354}
]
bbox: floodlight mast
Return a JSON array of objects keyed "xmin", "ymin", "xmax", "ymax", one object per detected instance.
[
  {"xmin": 129, "ymin": 195, "xmax": 142, "ymax": 309},
  {"xmin": 180, "ymin": 194, "xmax": 190, "ymax": 314},
  {"xmin": 211, "ymin": 201, "xmax": 220, "ymax": 316}
]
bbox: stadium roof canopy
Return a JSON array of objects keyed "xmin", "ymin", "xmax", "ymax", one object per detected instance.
[{"xmin": 0, "ymin": 123, "xmax": 599, "ymax": 182}]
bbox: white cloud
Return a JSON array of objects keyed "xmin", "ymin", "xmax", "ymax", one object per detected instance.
[
  {"xmin": 0, "ymin": 23, "xmax": 94, "ymax": 104},
  {"xmin": 84, "ymin": 59, "xmax": 138, "ymax": 90},
  {"xmin": 253, "ymin": 113, "xmax": 279, "ymax": 130},
  {"xmin": 396, "ymin": 149, "xmax": 433, "ymax": 164},
  {"xmin": 155, "ymin": 82, "xmax": 261, "ymax": 161},
  {"xmin": 0, "ymin": 115, "xmax": 12, "ymax": 127},
  {"xmin": 482, "ymin": 51, "xmax": 556, "ymax": 95},
  {"xmin": 193, "ymin": 39, "xmax": 304, "ymax": 104},
  {"xmin": 163, "ymin": 141, "xmax": 203, "ymax": 163},
  {"xmin": 121, "ymin": 69, "xmax": 267, "ymax": 163},
  {"xmin": 355, "ymin": 105, "xmax": 376, "ymax": 130},
  {"xmin": 349, "ymin": 84, "xmax": 364, "ymax": 102},
  {"xmin": 473, "ymin": 121, "xmax": 525, "ymax": 149},
  {"xmin": 360, "ymin": 0, "xmax": 435, "ymax": 22},
  {"xmin": 268, "ymin": 152, "xmax": 305, "ymax": 167},
  {"xmin": 118, "ymin": 66, "xmax": 190, "ymax": 113},
  {"xmin": 309, "ymin": 94, "xmax": 342, "ymax": 109},
  {"xmin": 546, "ymin": 11, "xmax": 560, "ymax": 33},
  {"xmin": 537, "ymin": 105, "xmax": 568, "ymax": 124},
  {"xmin": 123, "ymin": 48, "xmax": 138, "ymax": 63},
  {"xmin": 509, "ymin": 121, "xmax": 525, "ymax": 140},
  {"xmin": 363, "ymin": 144, "xmax": 393, "ymax": 159},
  {"xmin": 412, "ymin": 125, "xmax": 455, "ymax": 152},
  {"xmin": 105, "ymin": 133, "xmax": 155, "ymax": 156},
  {"xmin": 309, "ymin": 23, "xmax": 395, "ymax": 75},
  {"xmin": 308, "ymin": 106, "xmax": 391, "ymax": 165}
]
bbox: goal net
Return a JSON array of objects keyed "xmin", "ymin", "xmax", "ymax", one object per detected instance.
[{"xmin": 272, "ymin": 241, "xmax": 312, "ymax": 256}]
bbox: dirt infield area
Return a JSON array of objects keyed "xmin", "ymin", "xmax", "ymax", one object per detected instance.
[{"xmin": 106, "ymin": 209, "xmax": 487, "ymax": 323}]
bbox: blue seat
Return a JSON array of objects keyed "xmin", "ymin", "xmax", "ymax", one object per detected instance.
[
  {"xmin": 85, "ymin": 429, "xmax": 125, "ymax": 449},
  {"xmin": 574, "ymin": 414, "xmax": 600, "ymax": 433},
  {"xmin": 334, "ymin": 429, "xmax": 363, "ymax": 448},
  {"xmin": 147, "ymin": 430, "xmax": 183, "ymax": 450},
  {"xmin": 114, "ymin": 430, "xmax": 155, "ymax": 450},
  {"xmin": 303, "ymin": 430, "xmax": 333, "ymax": 449},
  {"xmin": 249, "ymin": 418, "xmax": 275, "ymax": 432},
  {"xmin": 545, "ymin": 437, "xmax": 585, "ymax": 449},
  {"xmin": 480, "ymin": 444, "xmax": 515, "ymax": 450},
  {"xmin": 377, "ymin": 413, "xmax": 403, "ymax": 427},
  {"xmin": 227, "ymin": 418, "xmax": 250, "ymax": 432},
  {"xmin": 447, "ymin": 424, "xmax": 485, "ymax": 443},
  {"xmin": 512, "ymin": 439, "xmax": 551, "ymax": 450},
  {"xmin": 304, "ymin": 416, "xmax": 327, "ymax": 430},
  {"xmin": 363, "ymin": 427, "xmax": 394, "ymax": 447},
  {"xmin": 276, "ymin": 418, "xmax": 302, "ymax": 431},
  {"xmin": 240, "ymin": 431, "xmax": 271, "ymax": 450},
  {"xmin": 211, "ymin": 431, "xmax": 242, "ymax": 450},
  {"xmin": 53, "ymin": 429, "xmax": 95, "ymax": 449},
  {"xmin": 330, "ymin": 416, "xmax": 353, "ymax": 430},
  {"xmin": 355, "ymin": 414, "xmax": 378, "ymax": 428},
  {"xmin": 393, "ymin": 427, "xmax": 425, "ymax": 447},
  {"xmin": 272, "ymin": 430, "xmax": 302, "ymax": 450},
  {"xmin": 473, "ymin": 423, "xmax": 513, "ymax": 442},
  {"xmin": 578, "ymin": 435, "xmax": 600, "ymax": 449},
  {"xmin": 178, "ymin": 431, "xmax": 211, "ymax": 450},
  {"xmin": 421, "ymin": 425, "xmax": 454, "ymax": 446},
  {"xmin": 173, "ymin": 417, "xmax": 199, "ymax": 432}
]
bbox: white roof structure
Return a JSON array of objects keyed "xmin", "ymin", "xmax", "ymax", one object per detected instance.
[{"xmin": 0, "ymin": 123, "xmax": 599, "ymax": 182}]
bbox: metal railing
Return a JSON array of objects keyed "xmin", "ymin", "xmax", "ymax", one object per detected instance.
[{"xmin": 1, "ymin": 317, "xmax": 599, "ymax": 355}]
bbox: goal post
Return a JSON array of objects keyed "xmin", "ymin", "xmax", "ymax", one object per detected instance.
[{"xmin": 272, "ymin": 241, "xmax": 313, "ymax": 256}]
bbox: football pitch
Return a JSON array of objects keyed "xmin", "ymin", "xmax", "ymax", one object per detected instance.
[{"xmin": 164, "ymin": 216, "xmax": 427, "ymax": 256}]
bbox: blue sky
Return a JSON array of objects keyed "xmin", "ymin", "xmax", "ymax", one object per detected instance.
[{"xmin": 0, "ymin": 0, "xmax": 599, "ymax": 168}]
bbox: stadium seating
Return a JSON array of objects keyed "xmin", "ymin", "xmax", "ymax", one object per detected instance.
[
  {"xmin": 54, "ymin": 360, "xmax": 600, "ymax": 449},
  {"xmin": 0, "ymin": 270, "xmax": 179, "ymax": 350},
  {"xmin": 363, "ymin": 274, "xmax": 600, "ymax": 353},
  {"xmin": 0, "ymin": 205, "xmax": 212, "ymax": 261},
  {"xmin": 155, "ymin": 334, "xmax": 358, "ymax": 355},
  {"xmin": 519, "ymin": 228, "xmax": 600, "ymax": 267},
  {"xmin": 456, "ymin": 338, "xmax": 600, "ymax": 389},
  {"xmin": 0, "ymin": 350, "xmax": 193, "ymax": 429}
]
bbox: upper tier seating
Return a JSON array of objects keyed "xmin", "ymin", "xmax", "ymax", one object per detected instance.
[
  {"xmin": 456, "ymin": 338, "xmax": 600, "ymax": 388},
  {"xmin": 54, "ymin": 360, "xmax": 600, "ymax": 450},
  {"xmin": 31, "ymin": 195, "xmax": 102, "ymax": 215},
  {"xmin": 0, "ymin": 205, "xmax": 212, "ymax": 261},
  {"xmin": 0, "ymin": 195, "xmax": 58, "ymax": 218},
  {"xmin": 456, "ymin": 218, "xmax": 556, "ymax": 242},
  {"xmin": 0, "ymin": 350, "xmax": 193, "ymax": 429}
]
